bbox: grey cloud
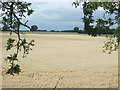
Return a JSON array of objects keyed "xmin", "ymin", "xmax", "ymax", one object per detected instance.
[
  {"xmin": 22, "ymin": 2, "xmax": 108, "ymax": 31},
  {"xmin": 22, "ymin": 2, "xmax": 84, "ymax": 30}
]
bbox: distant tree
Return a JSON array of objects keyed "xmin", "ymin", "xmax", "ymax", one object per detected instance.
[
  {"xmin": 74, "ymin": 27, "xmax": 79, "ymax": 32},
  {"xmin": 50, "ymin": 30, "xmax": 55, "ymax": 32},
  {"xmin": 37, "ymin": 30, "xmax": 47, "ymax": 32},
  {"xmin": 30, "ymin": 25, "xmax": 38, "ymax": 31},
  {"xmin": 61, "ymin": 30, "xmax": 74, "ymax": 32},
  {"xmin": 78, "ymin": 30, "xmax": 84, "ymax": 34},
  {"xmin": 56, "ymin": 31, "xmax": 60, "ymax": 32}
]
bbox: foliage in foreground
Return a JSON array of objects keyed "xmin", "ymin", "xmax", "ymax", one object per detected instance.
[
  {"xmin": 1, "ymin": 1, "xmax": 35, "ymax": 75},
  {"xmin": 73, "ymin": 1, "xmax": 120, "ymax": 53}
]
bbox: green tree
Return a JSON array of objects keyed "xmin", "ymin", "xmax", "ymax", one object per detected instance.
[
  {"xmin": 73, "ymin": 1, "xmax": 120, "ymax": 53},
  {"xmin": 30, "ymin": 25, "xmax": 38, "ymax": 31},
  {"xmin": 74, "ymin": 27, "xmax": 79, "ymax": 32},
  {"xmin": 1, "ymin": 0, "xmax": 35, "ymax": 75}
]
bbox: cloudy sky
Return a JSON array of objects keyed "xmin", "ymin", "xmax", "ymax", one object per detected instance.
[
  {"xmin": 0, "ymin": 0, "xmax": 117, "ymax": 31},
  {"xmin": 1, "ymin": 0, "xmax": 113, "ymax": 31},
  {"xmin": 21, "ymin": 1, "xmax": 106, "ymax": 31}
]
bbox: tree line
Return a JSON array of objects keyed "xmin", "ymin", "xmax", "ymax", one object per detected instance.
[{"xmin": 1, "ymin": 25, "xmax": 115, "ymax": 35}]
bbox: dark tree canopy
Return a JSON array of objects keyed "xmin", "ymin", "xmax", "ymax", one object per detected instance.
[
  {"xmin": 30, "ymin": 25, "xmax": 38, "ymax": 31},
  {"xmin": 73, "ymin": 1, "xmax": 120, "ymax": 53},
  {"xmin": 73, "ymin": 1, "xmax": 119, "ymax": 36},
  {"xmin": 74, "ymin": 27, "xmax": 79, "ymax": 32}
]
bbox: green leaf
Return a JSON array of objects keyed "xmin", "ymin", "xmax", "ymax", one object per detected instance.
[
  {"xmin": 6, "ymin": 53, "xmax": 18, "ymax": 62},
  {"xmin": 6, "ymin": 38, "xmax": 15, "ymax": 50},
  {"xmin": 6, "ymin": 64, "xmax": 21, "ymax": 75}
]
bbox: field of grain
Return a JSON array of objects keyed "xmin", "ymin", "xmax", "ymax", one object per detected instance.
[{"xmin": 1, "ymin": 32, "xmax": 118, "ymax": 88}]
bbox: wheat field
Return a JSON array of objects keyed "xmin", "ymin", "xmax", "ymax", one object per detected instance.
[{"xmin": 1, "ymin": 32, "xmax": 118, "ymax": 88}]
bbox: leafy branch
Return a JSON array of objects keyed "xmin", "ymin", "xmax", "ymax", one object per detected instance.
[
  {"xmin": 103, "ymin": 36, "xmax": 119, "ymax": 54},
  {"xmin": 1, "ymin": 1, "xmax": 35, "ymax": 75},
  {"xmin": 73, "ymin": 1, "xmax": 120, "ymax": 53}
]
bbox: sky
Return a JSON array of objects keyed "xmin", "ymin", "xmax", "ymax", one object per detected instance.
[
  {"xmin": 22, "ymin": 2, "xmax": 84, "ymax": 31},
  {"xmin": 0, "ymin": 1, "xmax": 117, "ymax": 31},
  {"xmin": 21, "ymin": 1, "xmax": 106, "ymax": 31}
]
